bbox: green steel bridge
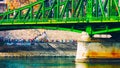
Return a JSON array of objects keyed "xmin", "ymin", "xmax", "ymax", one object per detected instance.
[{"xmin": 0, "ymin": 0, "xmax": 120, "ymax": 35}]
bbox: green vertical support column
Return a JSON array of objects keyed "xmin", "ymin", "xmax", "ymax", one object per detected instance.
[
  {"xmin": 60, "ymin": 0, "xmax": 69, "ymax": 18},
  {"xmin": 81, "ymin": 3, "xmax": 84, "ymax": 17},
  {"xmin": 72, "ymin": 0, "xmax": 75, "ymax": 17},
  {"xmin": 99, "ymin": 0, "xmax": 105, "ymax": 17},
  {"xmin": 42, "ymin": 0, "xmax": 45, "ymax": 18},
  {"xmin": 111, "ymin": 0, "xmax": 116, "ymax": 16},
  {"xmin": 96, "ymin": 0, "xmax": 98, "ymax": 17},
  {"xmin": 86, "ymin": 26, "xmax": 92, "ymax": 35},
  {"xmin": 108, "ymin": 0, "xmax": 111, "ymax": 18},
  {"xmin": 92, "ymin": 0, "xmax": 94, "ymax": 16},
  {"xmin": 7, "ymin": 14, "xmax": 10, "ymax": 22},
  {"xmin": 54, "ymin": 0, "xmax": 57, "ymax": 18},
  {"xmin": 18, "ymin": 10, "xmax": 21, "ymax": 21},
  {"xmin": 30, "ymin": 6, "xmax": 33, "ymax": 20},
  {"xmin": 57, "ymin": 0, "xmax": 60, "ymax": 18},
  {"xmin": 105, "ymin": 25, "xmax": 109, "ymax": 32},
  {"xmin": 66, "ymin": 0, "xmax": 69, "ymax": 18},
  {"xmin": 117, "ymin": 0, "xmax": 119, "ymax": 16},
  {"xmin": 111, "ymin": 0, "xmax": 114, "ymax": 16},
  {"xmin": 113, "ymin": 0, "xmax": 120, "ymax": 16},
  {"xmin": 86, "ymin": 0, "xmax": 92, "ymax": 22},
  {"xmin": 7, "ymin": 8, "xmax": 9, "ymax": 21},
  {"xmin": 76, "ymin": 0, "xmax": 83, "ymax": 17},
  {"xmin": 118, "ymin": 0, "xmax": 120, "ymax": 17}
]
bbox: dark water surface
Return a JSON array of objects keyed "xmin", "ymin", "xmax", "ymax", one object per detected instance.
[{"xmin": 0, "ymin": 57, "xmax": 120, "ymax": 68}]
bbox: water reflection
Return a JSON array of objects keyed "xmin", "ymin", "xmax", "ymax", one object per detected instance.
[
  {"xmin": 1, "ymin": 57, "xmax": 120, "ymax": 68},
  {"xmin": 76, "ymin": 63, "xmax": 87, "ymax": 68},
  {"xmin": 76, "ymin": 63, "xmax": 120, "ymax": 68},
  {"xmin": 0, "ymin": 57, "xmax": 75, "ymax": 68}
]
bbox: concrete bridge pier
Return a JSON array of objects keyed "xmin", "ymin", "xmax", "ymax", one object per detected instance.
[
  {"xmin": 75, "ymin": 32, "xmax": 90, "ymax": 62},
  {"xmin": 75, "ymin": 41, "xmax": 88, "ymax": 62},
  {"xmin": 75, "ymin": 32, "xmax": 120, "ymax": 62}
]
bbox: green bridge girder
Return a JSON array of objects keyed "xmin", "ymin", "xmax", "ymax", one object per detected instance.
[{"xmin": 0, "ymin": 0, "xmax": 120, "ymax": 35}]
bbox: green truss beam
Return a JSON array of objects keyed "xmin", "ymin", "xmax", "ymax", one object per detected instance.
[{"xmin": 0, "ymin": 0, "xmax": 119, "ymax": 35}]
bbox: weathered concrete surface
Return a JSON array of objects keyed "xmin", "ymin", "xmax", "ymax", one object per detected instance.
[{"xmin": 75, "ymin": 41, "xmax": 120, "ymax": 62}]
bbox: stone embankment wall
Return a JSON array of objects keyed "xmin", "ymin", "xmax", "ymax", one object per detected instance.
[
  {"xmin": 0, "ymin": 42, "xmax": 77, "ymax": 57},
  {"xmin": 0, "ymin": 29, "xmax": 82, "ymax": 41},
  {"xmin": 0, "ymin": 29, "xmax": 82, "ymax": 57}
]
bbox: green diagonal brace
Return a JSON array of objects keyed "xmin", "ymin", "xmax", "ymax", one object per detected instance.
[{"xmin": 93, "ymin": 27, "xmax": 120, "ymax": 34}]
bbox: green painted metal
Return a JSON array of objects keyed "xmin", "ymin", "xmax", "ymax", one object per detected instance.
[
  {"xmin": 35, "ymin": 5, "xmax": 42, "ymax": 19},
  {"xmin": 93, "ymin": 27, "xmax": 120, "ymax": 34},
  {"xmin": 86, "ymin": 0, "xmax": 92, "ymax": 20},
  {"xmin": 0, "ymin": 25, "xmax": 82, "ymax": 33},
  {"xmin": 86, "ymin": 26, "xmax": 92, "ymax": 34},
  {"xmin": 113, "ymin": 0, "xmax": 120, "ymax": 16},
  {"xmin": 99, "ymin": 0, "xmax": 105, "ymax": 17},
  {"xmin": 0, "ymin": 0, "xmax": 120, "ymax": 22},
  {"xmin": 0, "ymin": 0, "xmax": 120, "ymax": 35},
  {"xmin": 57, "ymin": 0, "xmax": 60, "ymax": 18},
  {"xmin": 76, "ymin": 0, "xmax": 83, "ymax": 17}
]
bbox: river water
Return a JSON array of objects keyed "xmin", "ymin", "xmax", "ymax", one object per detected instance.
[{"xmin": 0, "ymin": 57, "xmax": 120, "ymax": 68}]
